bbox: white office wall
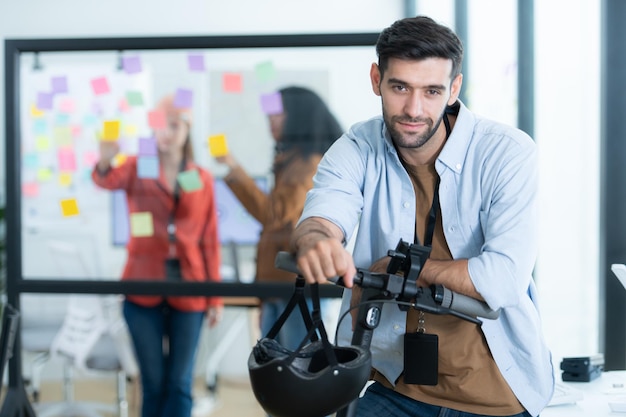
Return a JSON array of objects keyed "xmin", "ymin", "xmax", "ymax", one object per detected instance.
[{"xmin": 1, "ymin": 0, "xmax": 604, "ymax": 369}]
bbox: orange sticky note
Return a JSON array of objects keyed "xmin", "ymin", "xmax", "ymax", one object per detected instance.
[
  {"xmin": 208, "ymin": 134, "xmax": 229, "ymax": 157},
  {"xmin": 222, "ymin": 73, "xmax": 242, "ymax": 93},
  {"xmin": 60, "ymin": 198, "xmax": 80, "ymax": 217},
  {"xmin": 102, "ymin": 120, "xmax": 121, "ymax": 141},
  {"xmin": 148, "ymin": 110, "xmax": 166, "ymax": 129}
]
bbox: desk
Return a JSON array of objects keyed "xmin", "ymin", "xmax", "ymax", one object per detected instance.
[{"xmin": 543, "ymin": 371, "xmax": 626, "ymax": 416}]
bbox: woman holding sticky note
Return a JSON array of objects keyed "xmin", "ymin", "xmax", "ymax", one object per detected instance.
[
  {"xmin": 215, "ymin": 86, "xmax": 343, "ymax": 351},
  {"xmin": 92, "ymin": 94, "xmax": 223, "ymax": 417}
]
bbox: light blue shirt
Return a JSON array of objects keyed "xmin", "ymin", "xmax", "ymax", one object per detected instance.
[{"xmin": 300, "ymin": 101, "xmax": 554, "ymax": 417}]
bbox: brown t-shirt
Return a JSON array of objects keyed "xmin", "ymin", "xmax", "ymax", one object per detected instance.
[{"xmin": 373, "ymin": 163, "xmax": 523, "ymax": 415}]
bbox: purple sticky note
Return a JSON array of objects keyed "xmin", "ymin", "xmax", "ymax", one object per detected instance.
[
  {"xmin": 188, "ymin": 54, "xmax": 205, "ymax": 72},
  {"xmin": 37, "ymin": 92, "xmax": 54, "ymax": 110},
  {"xmin": 138, "ymin": 137, "xmax": 158, "ymax": 156},
  {"xmin": 51, "ymin": 76, "xmax": 68, "ymax": 94},
  {"xmin": 260, "ymin": 92, "xmax": 283, "ymax": 115},
  {"xmin": 123, "ymin": 55, "xmax": 142, "ymax": 74},
  {"xmin": 174, "ymin": 88, "xmax": 193, "ymax": 109},
  {"xmin": 137, "ymin": 156, "xmax": 159, "ymax": 179}
]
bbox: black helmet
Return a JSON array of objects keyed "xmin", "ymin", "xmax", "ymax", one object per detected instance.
[{"xmin": 248, "ymin": 278, "xmax": 371, "ymax": 417}]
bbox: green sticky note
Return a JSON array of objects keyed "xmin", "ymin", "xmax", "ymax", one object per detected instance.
[
  {"xmin": 126, "ymin": 91, "xmax": 144, "ymax": 106},
  {"xmin": 130, "ymin": 212, "xmax": 154, "ymax": 237},
  {"xmin": 255, "ymin": 60, "xmax": 276, "ymax": 83},
  {"xmin": 54, "ymin": 126, "xmax": 72, "ymax": 147},
  {"xmin": 177, "ymin": 170, "xmax": 203, "ymax": 192}
]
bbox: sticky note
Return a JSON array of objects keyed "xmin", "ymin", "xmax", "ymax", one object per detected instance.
[
  {"xmin": 53, "ymin": 127, "xmax": 72, "ymax": 147},
  {"xmin": 222, "ymin": 73, "xmax": 242, "ymax": 93},
  {"xmin": 23, "ymin": 153, "xmax": 39, "ymax": 169},
  {"xmin": 188, "ymin": 54, "xmax": 205, "ymax": 71},
  {"xmin": 60, "ymin": 198, "xmax": 80, "ymax": 217},
  {"xmin": 51, "ymin": 76, "xmax": 68, "ymax": 94},
  {"xmin": 123, "ymin": 124, "xmax": 138, "ymax": 138},
  {"xmin": 58, "ymin": 98, "xmax": 75, "ymax": 113},
  {"xmin": 91, "ymin": 76, "xmax": 110, "ymax": 95},
  {"xmin": 208, "ymin": 134, "xmax": 229, "ymax": 157},
  {"xmin": 30, "ymin": 104, "xmax": 45, "ymax": 118},
  {"xmin": 126, "ymin": 91, "xmax": 144, "ymax": 106},
  {"xmin": 122, "ymin": 55, "xmax": 142, "ymax": 74},
  {"xmin": 58, "ymin": 172, "xmax": 73, "ymax": 187},
  {"xmin": 260, "ymin": 92, "xmax": 283, "ymax": 115},
  {"xmin": 255, "ymin": 60, "xmax": 276, "ymax": 83},
  {"xmin": 138, "ymin": 137, "xmax": 158, "ymax": 156},
  {"xmin": 148, "ymin": 110, "xmax": 166, "ymax": 129},
  {"xmin": 137, "ymin": 156, "xmax": 159, "ymax": 179},
  {"xmin": 83, "ymin": 150, "xmax": 99, "ymax": 167},
  {"xmin": 174, "ymin": 88, "xmax": 193, "ymax": 108},
  {"xmin": 37, "ymin": 168, "xmax": 53, "ymax": 181},
  {"xmin": 33, "ymin": 119, "xmax": 47, "ymax": 135},
  {"xmin": 37, "ymin": 92, "xmax": 54, "ymax": 110},
  {"xmin": 130, "ymin": 212, "xmax": 154, "ymax": 237},
  {"xmin": 102, "ymin": 120, "xmax": 121, "ymax": 141},
  {"xmin": 113, "ymin": 153, "xmax": 128, "ymax": 167},
  {"xmin": 58, "ymin": 148, "xmax": 77, "ymax": 171},
  {"xmin": 118, "ymin": 98, "xmax": 131, "ymax": 113},
  {"xmin": 55, "ymin": 113, "xmax": 70, "ymax": 125},
  {"xmin": 35, "ymin": 136, "xmax": 51, "ymax": 151},
  {"xmin": 177, "ymin": 170, "xmax": 203, "ymax": 192},
  {"xmin": 22, "ymin": 182, "xmax": 39, "ymax": 198},
  {"xmin": 71, "ymin": 125, "xmax": 82, "ymax": 138}
]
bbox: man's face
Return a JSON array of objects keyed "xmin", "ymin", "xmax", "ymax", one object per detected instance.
[{"xmin": 370, "ymin": 57, "xmax": 461, "ymax": 150}]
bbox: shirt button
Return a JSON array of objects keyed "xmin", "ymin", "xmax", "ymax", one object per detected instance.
[
  {"xmin": 449, "ymin": 226, "xmax": 456, "ymax": 232},
  {"xmin": 403, "ymin": 202, "xmax": 410, "ymax": 208},
  {"xmin": 393, "ymin": 324, "xmax": 401, "ymax": 330},
  {"xmin": 456, "ymin": 163, "xmax": 462, "ymax": 170}
]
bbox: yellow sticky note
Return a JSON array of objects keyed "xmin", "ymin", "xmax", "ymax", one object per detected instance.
[
  {"xmin": 102, "ymin": 120, "xmax": 121, "ymax": 141},
  {"xmin": 30, "ymin": 104, "xmax": 45, "ymax": 118},
  {"xmin": 35, "ymin": 135, "xmax": 51, "ymax": 151},
  {"xmin": 113, "ymin": 153, "xmax": 128, "ymax": 167},
  {"xmin": 58, "ymin": 172, "xmax": 73, "ymax": 187},
  {"xmin": 130, "ymin": 212, "xmax": 154, "ymax": 237},
  {"xmin": 123, "ymin": 123, "xmax": 138, "ymax": 138},
  {"xmin": 37, "ymin": 167, "xmax": 53, "ymax": 182},
  {"xmin": 60, "ymin": 198, "xmax": 79, "ymax": 217},
  {"xmin": 208, "ymin": 134, "xmax": 229, "ymax": 157}
]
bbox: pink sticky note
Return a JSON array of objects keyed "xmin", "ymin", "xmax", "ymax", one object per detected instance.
[
  {"xmin": 174, "ymin": 88, "xmax": 193, "ymax": 108},
  {"xmin": 91, "ymin": 76, "xmax": 110, "ymax": 95},
  {"xmin": 222, "ymin": 73, "xmax": 243, "ymax": 93},
  {"xmin": 188, "ymin": 54, "xmax": 205, "ymax": 71},
  {"xmin": 148, "ymin": 110, "xmax": 167, "ymax": 129},
  {"xmin": 118, "ymin": 98, "xmax": 131, "ymax": 113},
  {"xmin": 260, "ymin": 92, "xmax": 283, "ymax": 115},
  {"xmin": 58, "ymin": 148, "xmax": 77, "ymax": 171},
  {"xmin": 83, "ymin": 150, "xmax": 99, "ymax": 167},
  {"xmin": 71, "ymin": 125, "xmax": 82, "ymax": 138},
  {"xmin": 59, "ymin": 98, "xmax": 75, "ymax": 113},
  {"xmin": 22, "ymin": 182, "xmax": 40, "ymax": 198}
]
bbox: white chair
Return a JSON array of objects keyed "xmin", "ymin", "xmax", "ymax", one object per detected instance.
[{"xmin": 34, "ymin": 294, "xmax": 137, "ymax": 417}]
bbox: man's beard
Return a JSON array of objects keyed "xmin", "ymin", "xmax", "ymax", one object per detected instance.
[{"xmin": 383, "ymin": 104, "xmax": 446, "ymax": 150}]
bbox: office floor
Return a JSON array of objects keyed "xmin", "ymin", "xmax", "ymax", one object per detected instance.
[{"xmin": 29, "ymin": 375, "xmax": 266, "ymax": 417}]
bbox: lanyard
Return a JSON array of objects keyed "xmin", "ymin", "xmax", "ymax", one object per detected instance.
[
  {"xmin": 414, "ymin": 111, "xmax": 451, "ymax": 248},
  {"xmin": 166, "ymin": 158, "xmax": 186, "ymax": 245}
]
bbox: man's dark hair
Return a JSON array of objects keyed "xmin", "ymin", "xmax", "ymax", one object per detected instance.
[{"xmin": 376, "ymin": 15, "xmax": 464, "ymax": 81}]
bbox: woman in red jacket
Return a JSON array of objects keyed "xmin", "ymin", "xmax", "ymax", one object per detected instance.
[{"xmin": 92, "ymin": 95, "xmax": 223, "ymax": 417}]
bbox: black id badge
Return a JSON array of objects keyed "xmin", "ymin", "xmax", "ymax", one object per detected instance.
[{"xmin": 404, "ymin": 332, "xmax": 438, "ymax": 385}]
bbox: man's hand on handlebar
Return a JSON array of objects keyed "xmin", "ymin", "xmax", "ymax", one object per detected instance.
[{"xmin": 291, "ymin": 217, "xmax": 356, "ymax": 288}]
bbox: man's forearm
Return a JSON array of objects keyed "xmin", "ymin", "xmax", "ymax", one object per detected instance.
[
  {"xmin": 290, "ymin": 217, "xmax": 343, "ymax": 254},
  {"xmin": 420, "ymin": 258, "xmax": 483, "ymax": 300}
]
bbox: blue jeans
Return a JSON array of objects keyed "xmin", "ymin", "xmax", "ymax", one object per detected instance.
[
  {"xmin": 123, "ymin": 300, "xmax": 204, "ymax": 417},
  {"xmin": 354, "ymin": 382, "xmax": 534, "ymax": 417},
  {"xmin": 260, "ymin": 298, "xmax": 313, "ymax": 351}
]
